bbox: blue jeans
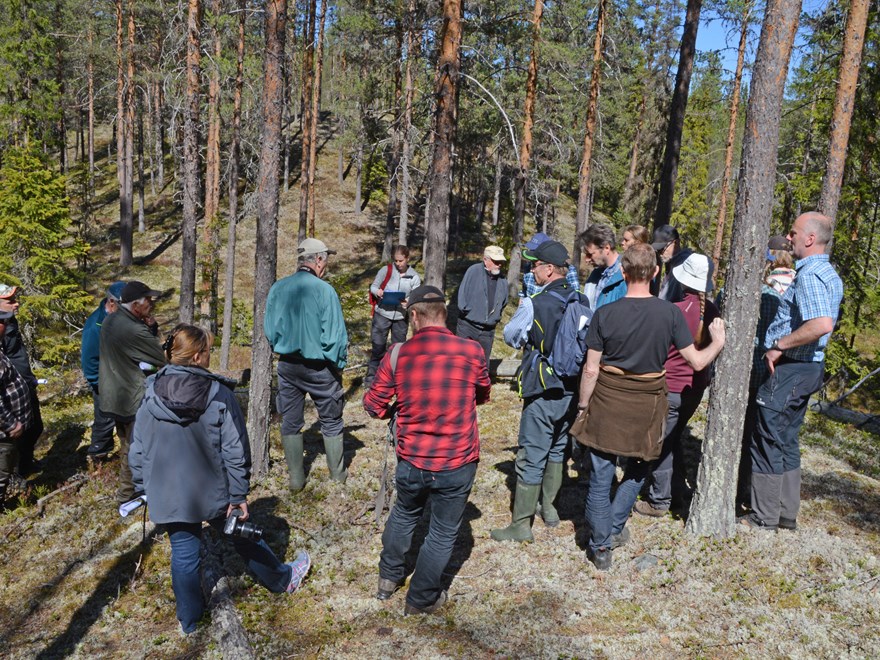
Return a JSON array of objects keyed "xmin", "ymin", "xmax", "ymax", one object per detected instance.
[
  {"xmin": 166, "ymin": 518, "xmax": 292, "ymax": 633},
  {"xmin": 585, "ymin": 450, "xmax": 649, "ymax": 552},
  {"xmin": 646, "ymin": 389, "xmax": 703, "ymax": 509},
  {"xmin": 379, "ymin": 460, "xmax": 477, "ymax": 610}
]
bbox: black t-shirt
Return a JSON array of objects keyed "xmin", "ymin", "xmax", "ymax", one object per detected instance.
[{"xmin": 586, "ymin": 296, "xmax": 693, "ymax": 373}]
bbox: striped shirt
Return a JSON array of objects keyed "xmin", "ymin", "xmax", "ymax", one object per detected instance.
[{"xmin": 764, "ymin": 254, "xmax": 843, "ymax": 362}]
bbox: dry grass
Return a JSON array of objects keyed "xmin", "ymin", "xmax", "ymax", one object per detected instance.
[{"xmin": 1, "ymin": 146, "xmax": 878, "ymax": 658}]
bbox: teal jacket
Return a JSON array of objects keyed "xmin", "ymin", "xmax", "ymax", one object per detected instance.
[
  {"xmin": 584, "ymin": 258, "xmax": 626, "ymax": 309},
  {"xmin": 264, "ymin": 267, "xmax": 348, "ymax": 369}
]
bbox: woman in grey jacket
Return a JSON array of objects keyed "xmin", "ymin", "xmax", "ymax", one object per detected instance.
[{"xmin": 130, "ymin": 324, "xmax": 310, "ymax": 634}]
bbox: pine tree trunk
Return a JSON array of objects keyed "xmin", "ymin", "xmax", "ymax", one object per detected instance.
[
  {"xmin": 510, "ymin": 0, "xmax": 544, "ymax": 299},
  {"xmin": 116, "ymin": 0, "xmax": 133, "ymax": 266},
  {"xmin": 180, "ymin": 0, "xmax": 202, "ymax": 325},
  {"xmin": 423, "ymin": 0, "xmax": 462, "ymax": 289},
  {"xmin": 817, "ymin": 0, "xmax": 869, "ymax": 225},
  {"xmin": 248, "ymin": 0, "xmax": 287, "ymax": 478},
  {"xmin": 384, "ymin": 20, "xmax": 404, "ymax": 262},
  {"xmin": 307, "ymin": 0, "xmax": 327, "ymax": 237},
  {"xmin": 622, "ymin": 93, "xmax": 645, "ymax": 212},
  {"xmin": 686, "ymin": 0, "xmax": 801, "ymax": 538},
  {"xmin": 220, "ymin": 0, "xmax": 246, "ymax": 372},
  {"xmin": 297, "ymin": 0, "xmax": 316, "ymax": 242},
  {"xmin": 491, "ymin": 148, "xmax": 502, "ymax": 226},
  {"xmin": 87, "ymin": 29, "xmax": 95, "ymax": 179},
  {"xmin": 712, "ymin": 7, "xmax": 750, "ymax": 277},
  {"xmin": 201, "ymin": 0, "xmax": 223, "ymax": 333},
  {"xmin": 355, "ymin": 141, "xmax": 363, "ymax": 215},
  {"xmin": 655, "ymin": 0, "xmax": 702, "ymax": 229},
  {"xmin": 574, "ymin": 0, "xmax": 606, "ymax": 268},
  {"xmin": 398, "ymin": 0, "xmax": 418, "ymax": 246},
  {"xmin": 137, "ymin": 96, "xmax": 145, "ymax": 233}
]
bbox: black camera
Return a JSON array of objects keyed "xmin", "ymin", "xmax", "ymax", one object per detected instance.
[{"xmin": 224, "ymin": 509, "xmax": 263, "ymax": 541}]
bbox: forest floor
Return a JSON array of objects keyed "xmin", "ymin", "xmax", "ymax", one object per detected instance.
[{"xmin": 0, "ymin": 144, "xmax": 878, "ymax": 658}]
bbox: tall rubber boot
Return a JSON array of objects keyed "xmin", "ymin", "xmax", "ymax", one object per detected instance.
[
  {"xmin": 539, "ymin": 461, "xmax": 564, "ymax": 527},
  {"xmin": 281, "ymin": 434, "xmax": 306, "ymax": 492},
  {"xmin": 324, "ymin": 434, "xmax": 348, "ymax": 483},
  {"xmin": 491, "ymin": 480, "xmax": 540, "ymax": 542}
]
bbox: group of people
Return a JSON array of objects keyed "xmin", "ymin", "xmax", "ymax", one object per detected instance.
[{"xmin": 0, "ymin": 209, "xmax": 842, "ymax": 632}]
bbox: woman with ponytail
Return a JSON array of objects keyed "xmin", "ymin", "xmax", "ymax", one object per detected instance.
[
  {"xmin": 130, "ymin": 323, "xmax": 310, "ymax": 635},
  {"xmin": 634, "ymin": 254, "xmax": 721, "ymax": 517}
]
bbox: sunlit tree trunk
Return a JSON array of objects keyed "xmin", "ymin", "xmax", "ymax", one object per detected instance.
[
  {"xmin": 180, "ymin": 0, "xmax": 202, "ymax": 324},
  {"xmin": 248, "ymin": 0, "xmax": 287, "ymax": 477},
  {"xmin": 712, "ymin": 6, "xmax": 750, "ymax": 277},
  {"xmin": 818, "ymin": 0, "xmax": 869, "ymax": 225},
  {"xmin": 398, "ymin": 0, "xmax": 418, "ymax": 246},
  {"xmin": 423, "ymin": 0, "xmax": 462, "ymax": 288},
  {"xmin": 220, "ymin": 0, "xmax": 246, "ymax": 372},
  {"xmin": 116, "ymin": 0, "xmax": 133, "ymax": 266},
  {"xmin": 574, "ymin": 0, "xmax": 606, "ymax": 268},
  {"xmin": 307, "ymin": 0, "xmax": 327, "ymax": 237},
  {"xmin": 384, "ymin": 20, "xmax": 404, "ymax": 262},
  {"xmin": 510, "ymin": 0, "xmax": 543, "ymax": 298},
  {"xmin": 201, "ymin": 0, "xmax": 224, "ymax": 332},
  {"xmin": 297, "ymin": 0, "xmax": 316, "ymax": 242},
  {"xmin": 687, "ymin": 0, "xmax": 801, "ymax": 538}
]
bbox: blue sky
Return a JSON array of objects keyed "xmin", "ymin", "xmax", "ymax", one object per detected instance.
[{"xmin": 696, "ymin": 0, "xmax": 831, "ymax": 83}]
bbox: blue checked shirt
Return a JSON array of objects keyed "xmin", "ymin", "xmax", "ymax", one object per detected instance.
[
  {"xmin": 764, "ymin": 254, "xmax": 843, "ymax": 362},
  {"xmin": 522, "ymin": 264, "xmax": 580, "ymax": 297}
]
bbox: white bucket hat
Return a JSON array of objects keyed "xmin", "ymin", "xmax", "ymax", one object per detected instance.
[{"xmin": 672, "ymin": 253, "xmax": 714, "ymax": 293}]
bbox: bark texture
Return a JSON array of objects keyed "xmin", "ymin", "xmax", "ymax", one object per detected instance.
[
  {"xmin": 687, "ymin": 0, "xmax": 801, "ymax": 538},
  {"xmin": 574, "ymin": 0, "xmax": 606, "ymax": 268},
  {"xmin": 817, "ymin": 0, "xmax": 869, "ymax": 224},
  {"xmin": 248, "ymin": 0, "xmax": 287, "ymax": 477},
  {"xmin": 297, "ymin": 0, "xmax": 317, "ymax": 242},
  {"xmin": 423, "ymin": 0, "xmax": 462, "ymax": 288},
  {"xmin": 180, "ymin": 0, "xmax": 202, "ymax": 325}
]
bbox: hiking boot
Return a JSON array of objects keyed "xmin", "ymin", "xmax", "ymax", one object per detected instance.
[
  {"xmin": 587, "ymin": 547, "xmax": 612, "ymax": 571},
  {"xmin": 610, "ymin": 527, "xmax": 631, "ymax": 550},
  {"xmin": 376, "ymin": 577, "xmax": 402, "ymax": 600},
  {"xmin": 738, "ymin": 512, "xmax": 777, "ymax": 531},
  {"xmin": 778, "ymin": 517, "xmax": 797, "ymax": 531},
  {"xmin": 404, "ymin": 591, "xmax": 447, "ymax": 616},
  {"xmin": 491, "ymin": 481, "xmax": 540, "ymax": 542},
  {"xmin": 634, "ymin": 500, "xmax": 668, "ymax": 518},
  {"xmin": 286, "ymin": 550, "xmax": 311, "ymax": 594}
]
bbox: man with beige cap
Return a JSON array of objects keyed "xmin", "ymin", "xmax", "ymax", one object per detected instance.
[
  {"xmin": 456, "ymin": 245, "xmax": 509, "ymax": 363},
  {"xmin": 265, "ymin": 238, "xmax": 349, "ymax": 491}
]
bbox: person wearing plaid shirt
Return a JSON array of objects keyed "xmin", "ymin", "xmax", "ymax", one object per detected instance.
[
  {"xmin": 741, "ymin": 213, "xmax": 843, "ymax": 532},
  {"xmin": 0, "ymin": 311, "xmax": 34, "ymax": 504},
  {"xmin": 364, "ymin": 285, "xmax": 490, "ymax": 616}
]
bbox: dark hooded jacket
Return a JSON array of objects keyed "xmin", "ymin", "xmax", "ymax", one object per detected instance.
[{"xmin": 129, "ymin": 364, "xmax": 249, "ymax": 524}]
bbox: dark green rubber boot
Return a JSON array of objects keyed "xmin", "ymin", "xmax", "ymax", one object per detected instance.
[
  {"xmin": 281, "ymin": 434, "xmax": 305, "ymax": 491},
  {"xmin": 491, "ymin": 481, "xmax": 540, "ymax": 542}
]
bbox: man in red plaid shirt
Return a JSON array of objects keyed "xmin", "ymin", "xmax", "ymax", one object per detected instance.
[
  {"xmin": 0, "ymin": 310, "xmax": 34, "ymax": 506},
  {"xmin": 363, "ymin": 285, "xmax": 491, "ymax": 616}
]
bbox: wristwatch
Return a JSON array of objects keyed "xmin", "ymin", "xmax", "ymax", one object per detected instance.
[{"xmin": 769, "ymin": 339, "xmax": 782, "ymax": 352}]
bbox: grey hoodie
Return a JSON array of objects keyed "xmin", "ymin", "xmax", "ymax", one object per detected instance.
[{"xmin": 129, "ymin": 364, "xmax": 249, "ymax": 524}]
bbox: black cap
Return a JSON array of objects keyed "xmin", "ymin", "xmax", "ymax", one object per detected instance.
[
  {"xmin": 651, "ymin": 225, "xmax": 680, "ymax": 251},
  {"xmin": 407, "ymin": 285, "xmax": 445, "ymax": 306},
  {"xmin": 120, "ymin": 281, "xmax": 162, "ymax": 303},
  {"xmin": 523, "ymin": 240, "xmax": 569, "ymax": 267},
  {"xmin": 767, "ymin": 235, "xmax": 792, "ymax": 251}
]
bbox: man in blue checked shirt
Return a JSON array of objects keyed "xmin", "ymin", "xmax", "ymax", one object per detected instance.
[
  {"xmin": 521, "ymin": 233, "xmax": 580, "ymax": 297},
  {"xmin": 740, "ymin": 212, "xmax": 843, "ymax": 533}
]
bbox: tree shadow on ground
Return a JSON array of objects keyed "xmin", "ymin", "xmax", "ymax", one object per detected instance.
[
  {"xmin": 802, "ymin": 470, "xmax": 880, "ymax": 533},
  {"xmin": 301, "ymin": 421, "xmax": 366, "ymax": 481},
  {"xmin": 32, "ymin": 524, "xmax": 160, "ymax": 660}
]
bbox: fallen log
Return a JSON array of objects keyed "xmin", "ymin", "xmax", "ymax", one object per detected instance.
[{"xmin": 811, "ymin": 399, "xmax": 880, "ymax": 435}]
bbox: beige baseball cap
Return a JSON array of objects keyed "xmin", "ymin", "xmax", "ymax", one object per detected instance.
[
  {"xmin": 298, "ymin": 238, "xmax": 337, "ymax": 257},
  {"xmin": 484, "ymin": 245, "xmax": 506, "ymax": 262}
]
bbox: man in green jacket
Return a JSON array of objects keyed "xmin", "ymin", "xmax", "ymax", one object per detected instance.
[
  {"xmin": 265, "ymin": 238, "xmax": 349, "ymax": 491},
  {"xmin": 99, "ymin": 280, "xmax": 166, "ymax": 504}
]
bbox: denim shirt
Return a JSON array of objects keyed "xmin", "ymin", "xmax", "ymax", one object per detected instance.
[{"xmin": 764, "ymin": 254, "xmax": 843, "ymax": 362}]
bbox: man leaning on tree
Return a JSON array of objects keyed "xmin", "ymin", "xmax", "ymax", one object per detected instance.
[{"xmin": 740, "ymin": 212, "xmax": 843, "ymax": 532}]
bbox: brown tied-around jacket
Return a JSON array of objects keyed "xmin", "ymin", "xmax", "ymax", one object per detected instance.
[{"xmin": 572, "ymin": 367, "xmax": 668, "ymax": 461}]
